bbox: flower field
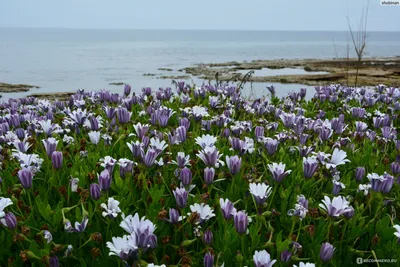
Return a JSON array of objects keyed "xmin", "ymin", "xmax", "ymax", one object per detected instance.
[{"xmin": 0, "ymin": 83, "xmax": 399, "ymax": 266}]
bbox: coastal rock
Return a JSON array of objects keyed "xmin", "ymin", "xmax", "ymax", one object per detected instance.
[
  {"xmin": 28, "ymin": 92, "xmax": 74, "ymax": 101},
  {"xmin": 182, "ymin": 57, "xmax": 400, "ymax": 87},
  {"xmin": 0, "ymin": 82, "xmax": 40, "ymax": 93},
  {"xmin": 109, "ymin": 82, "xmax": 125, "ymax": 86}
]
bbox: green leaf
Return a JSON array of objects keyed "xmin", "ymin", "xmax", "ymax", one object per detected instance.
[
  {"xmin": 35, "ymin": 195, "xmax": 52, "ymax": 224},
  {"xmin": 181, "ymin": 238, "xmax": 197, "ymax": 247}
]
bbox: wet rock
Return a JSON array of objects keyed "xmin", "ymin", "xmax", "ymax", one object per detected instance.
[
  {"xmin": 28, "ymin": 92, "xmax": 74, "ymax": 101},
  {"xmin": 109, "ymin": 82, "xmax": 125, "ymax": 86},
  {"xmin": 182, "ymin": 57, "xmax": 400, "ymax": 87},
  {"xmin": 0, "ymin": 83, "xmax": 40, "ymax": 93}
]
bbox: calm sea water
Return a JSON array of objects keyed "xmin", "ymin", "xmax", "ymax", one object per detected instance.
[{"xmin": 0, "ymin": 28, "xmax": 399, "ymax": 100}]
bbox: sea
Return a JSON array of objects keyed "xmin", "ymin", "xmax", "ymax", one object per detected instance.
[{"xmin": 0, "ymin": 28, "xmax": 399, "ymax": 100}]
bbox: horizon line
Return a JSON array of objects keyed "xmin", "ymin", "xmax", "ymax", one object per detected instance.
[{"xmin": 1, "ymin": 26, "xmax": 399, "ymax": 33}]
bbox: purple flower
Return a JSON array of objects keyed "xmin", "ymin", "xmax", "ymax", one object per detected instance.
[
  {"xmin": 381, "ymin": 173, "xmax": 394, "ymax": 193},
  {"xmin": 203, "ymin": 229, "xmax": 213, "ymax": 245},
  {"xmin": 319, "ymin": 196, "xmax": 352, "ymax": 218},
  {"xmin": 204, "ymin": 252, "xmax": 214, "ymax": 267},
  {"xmin": 118, "ymin": 158, "xmax": 134, "ymax": 178},
  {"xmin": 143, "ymin": 148, "xmax": 160, "ymax": 167},
  {"xmin": 267, "ymin": 162, "xmax": 291, "ymax": 182},
  {"xmin": 204, "ymin": 167, "xmax": 215, "ymax": 185},
  {"xmin": 176, "ymin": 126, "xmax": 187, "ymax": 142},
  {"xmin": 287, "ymin": 194, "xmax": 309, "ymax": 220},
  {"xmin": 99, "ymin": 156, "xmax": 117, "ymax": 175},
  {"xmin": 351, "ymin": 107, "xmax": 366, "ymax": 119},
  {"xmin": 65, "ymin": 217, "xmax": 88, "ymax": 233},
  {"xmin": 49, "ymin": 256, "xmax": 59, "ymax": 267},
  {"xmin": 17, "ymin": 167, "xmax": 33, "ymax": 189},
  {"xmin": 90, "ymin": 184, "xmax": 101, "ymax": 200},
  {"xmin": 264, "ymin": 138, "xmax": 279, "ymax": 155},
  {"xmin": 1, "ymin": 212, "xmax": 17, "ymax": 229},
  {"xmin": 343, "ymin": 206, "xmax": 355, "ymax": 218},
  {"xmin": 249, "ymin": 183, "xmax": 272, "ymax": 205},
  {"xmin": 103, "ymin": 106, "xmax": 116, "ymax": 119},
  {"xmin": 179, "ymin": 117, "xmax": 190, "ymax": 131},
  {"xmin": 299, "ymin": 88, "xmax": 307, "ymax": 99},
  {"xmin": 180, "ymin": 167, "xmax": 193, "ymax": 186},
  {"xmin": 124, "ymin": 84, "xmax": 131, "ymax": 97},
  {"xmin": 42, "ymin": 138, "xmax": 58, "ymax": 157},
  {"xmin": 280, "ymin": 250, "xmax": 292, "ymax": 263},
  {"xmin": 253, "ymin": 250, "xmax": 276, "ymax": 267},
  {"xmin": 391, "ymin": 162, "xmax": 400, "ymax": 175},
  {"xmin": 173, "ymin": 188, "xmax": 188, "ymax": 208},
  {"xmin": 355, "ymin": 167, "xmax": 365, "ymax": 181},
  {"xmin": 219, "ymin": 198, "xmax": 236, "ymax": 220},
  {"xmin": 332, "ymin": 180, "xmax": 345, "ymax": 195},
  {"xmin": 197, "ymin": 146, "xmax": 224, "ymax": 168},
  {"xmin": 234, "ymin": 211, "xmax": 249, "ymax": 234},
  {"xmin": 98, "ymin": 169, "xmax": 112, "ymax": 191},
  {"xmin": 318, "ymin": 127, "xmax": 332, "ymax": 141},
  {"xmin": 267, "ymin": 85, "xmax": 275, "ymax": 96},
  {"xmin": 117, "ymin": 107, "xmax": 132, "ymax": 124},
  {"xmin": 168, "ymin": 208, "xmax": 179, "ymax": 224},
  {"xmin": 255, "ymin": 126, "xmax": 265, "ymax": 140},
  {"xmin": 51, "ymin": 151, "xmax": 63, "ymax": 169},
  {"xmin": 172, "ymin": 152, "xmax": 190, "ymax": 168},
  {"xmin": 320, "ymin": 242, "xmax": 335, "ymax": 262},
  {"xmin": 226, "ymin": 155, "xmax": 242, "ymax": 175},
  {"xmin": 127, "ymin": 141, "xmax": 143, "ymax": 158}
]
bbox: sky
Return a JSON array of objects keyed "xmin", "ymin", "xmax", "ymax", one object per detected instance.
[{"xmin": 0, "ymin": 0, "xmax": 399, "ymax": 31}]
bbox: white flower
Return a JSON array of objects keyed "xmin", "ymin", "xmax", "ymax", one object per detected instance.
[
  {"xmin": 325, "ymin": 148, "xmax": 350, "ymax": 169},
  {"xmin": 156, "ymin": 158, "xmax": 164, "ymax": 166},
  {"xmin": 244, "ymin": 137, "xmax": 255, "ymax": 154},
  {"xmin": 100, "ymin": 156, "xmax": 117, "ymax": 168},
  {"xmin": 253, "ymin": 250, "xmax": 277, "ymax": 267},
  {"xmin": 120, "ymin": 213, "xmax": 156, "ymax": 236},
  {"xmin": 12, "ymin": 152, "xmax": 43, "ymax": 170},
  {"xmin": 358, "ymin": 184, "xmax": 371, "ymax": 195},
  {"xmin": 294, "ymin": 263, "xmax": 316, "ymax": 267},
  {"xmin": 147, "ymin": 264, "xmax": 166, "ymax": 267},
  {"xmin": 64, "ymin": 244, "xmax": 73, "ymax": 258},
  {"xmin": 150, "ymin": 138, "xmax": 168, "ymax": 152},
  {"xmin": 101, "ymin": 197, "xmax": 122, "ymax": 218},
  {"xmin": 249, "ymin": 183, "xmax": 272, "ymax": 204},
  {"xmin": 367, "ymin": 173, "xmax": 385, "ymax": 182},
  {"xmin": 0, "ymin": 198, "xmax": 13, "ymax": 218},
  {"xmin": 267, "ymin": 162, "xmax": 292, "ymax": 182},
  {"xmin": 319, "ymin": 196, "xmax": 353, "ymax": 217},
  {"xmin": 394, "ymin": 225, "xmax": 400, "ymax": 239},
  {"xmin": 195, "ymin": 134, "xmax": 218, "ymax": 148},
  {"xmin": 332, "ymin": 179, "xmax": 345, "ymax": 189},
  {"xmin": 43, "ymin": 230, "xmax": 52, "ymax": 244},
  {"xmin": 106, "ymin": 235, "xmax": 137, "ymax": 259},
  {"xmin": 192, "ymin": 106, "xmax": 209, "ymax": 118},
  {"xmin": 63, "ymin": 135, "xmax": 75, "ymax": 145},
  {"xmin": 196, "ymin": 146, "xmax": 225, "ymax": 168},
  {"xmin": 70, "ymin": 178, "xmax": 79, "ymax": 192},
  {"xmin": 189, "ymin": 203, "xmax": 215, "ymax": 223},
  {"xmin": 171, "ymin": 152, "xmax": 191, "ymax": 167},
  {"xmin": 88, "ymin": 131, "xmax": 101, "ymax": 145}
]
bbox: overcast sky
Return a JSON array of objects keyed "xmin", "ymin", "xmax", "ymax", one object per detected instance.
[{"xmin": 0, "ymin": 0, "xmax": 398, "ymax": 31}]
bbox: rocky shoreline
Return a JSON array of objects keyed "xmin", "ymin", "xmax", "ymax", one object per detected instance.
[
  {"xmin": 181, "ymin": 57, "xmax": 400, "ymax": 86},
  {"xmin": 1, "ymin": 57, "xmax": 399, "ymax": 100}
]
